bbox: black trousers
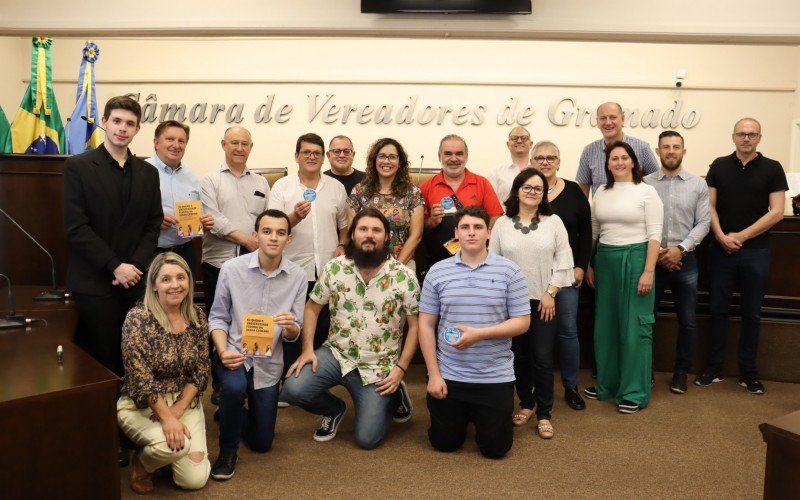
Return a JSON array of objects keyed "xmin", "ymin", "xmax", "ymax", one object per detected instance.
[
  {"xmin": 156, "ymin": 241, "xmax": 197, "ymax": 278},
  {"xmin": 202, "ymin": 262, "xmax": 221, "ymax": 318},
  {"xmin": 73, "ymin": 290, "xmax": 141, "ymax": 377},
  {"xmin": 427, "ymin": 379, "xmax": 514, "ymax": 459}
]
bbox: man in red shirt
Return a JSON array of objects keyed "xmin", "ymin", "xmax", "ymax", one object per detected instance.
[{"xmin": 420, "ymin": 134, "xmax": 504, "ymax": 265}]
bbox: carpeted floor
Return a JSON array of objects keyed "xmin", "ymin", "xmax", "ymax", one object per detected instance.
[{"xmin": 121, "ymin": 367, "xmax": 799, "ymax": 499}]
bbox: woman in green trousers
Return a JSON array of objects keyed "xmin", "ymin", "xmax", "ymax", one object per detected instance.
[{"xmin": 584, "ymin": 141, "xmax": 664, "ymax": 414}]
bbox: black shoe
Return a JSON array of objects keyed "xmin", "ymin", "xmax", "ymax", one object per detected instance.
[
  {"xmin": 211, "ymin": 389, "xmax": 221, "ymax": 406},
  {"xmin": 583, "ymin": 386, "xmax": 598, "ymax": 400},
  {"xmin": 211, "ymin": 451, "xmax": 237, "ymax": 480},
  {"xmin": 565, "ymin": 386, "xmax": 586, "ymax": 410},
  {"xmin": 118, "ymin": 446, "xmax": 130, "ymax": 468},
  {"xmin": 393, "ymin": 381, "xmax": 413, "ymax": 423},
  {"xmin": 314, "ymin": 402, "xmax": 346, "ymax": 442},
  {"xmin": 591, "ymin": 368, "xmax": 598, "ymax": 380},
  {"xmin": 618, "ymin": 400, "xmax": 640, "ymax": 414},
  {"xmin": 694, "ymin": 370, "xmax": 724, "ymax": 387},
  {"xmin": 739, "ymin": 376, "xmax": 765, "ymax": 395},
  {"xmin": 670, "ymin": 372, "xmax": 688, "ymax": 394}
]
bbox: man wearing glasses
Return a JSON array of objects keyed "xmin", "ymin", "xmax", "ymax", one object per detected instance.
[
  {"xmin": 489, "ymin": 126, "xmax": 533, "ymax": 205},
  {"xmin": 695, "ymin": 118, "xmax": 787, "ymax": 395},
  {"xmin": 269, "ymin": 133, "xmax": 349, "ymax": 378},
  {"xmin": 576, "ymin": 102, "xmax": 659, "ymax": 197},
  {"xmin": 324, "ymin": 135, "xmax": 365, "ymax": 196},
  {"xmin": 420, "ymin": 134, "xmax": 504, "ymax": 266}
]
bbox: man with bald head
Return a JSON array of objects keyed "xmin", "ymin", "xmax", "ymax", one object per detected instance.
[
  {"xmin": 576, "ymin": 102, "xmax": 659, "ymax": 197},
  {"xmin": 695, "ymin": 118, "xmax": 788, "ymax": 394},
  {"xmin": 202, "ymin": 126, "xmax": 269, "ymax": 315},
  {"xmin": 489, "ymin": 126, "xmax": 532, "ymax": 205}
]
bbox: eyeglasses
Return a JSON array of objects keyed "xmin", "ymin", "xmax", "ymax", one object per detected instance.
[
  {"xmin": 734, "ymin": 132, "xmax": 760, "ymax": 140},
  {"xmin": 520, "ymin": 184, "xmax": 544, "ymax": 195},
  {"xmin": 330, "ymin": 148, "xmax": 354, "ymax": 156},
  {"xmin": 509, "ymin": 135, "xmax": 530, "ymax": 143},
  {"xmin": 377, "ymin": 154, "xmax": 399, "ymax": 162},
  {"xmin": 532, "ymin": 155, "xmax": 559, "ymax": 164},
  {"xmin": 300, "ymin": 150, "xmax": 323, "ymax": 158}
]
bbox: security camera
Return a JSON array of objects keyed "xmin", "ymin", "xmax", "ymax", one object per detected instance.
[{"xmin": 675, "ymin": 80, "xmax": 683, "ymax": 88}]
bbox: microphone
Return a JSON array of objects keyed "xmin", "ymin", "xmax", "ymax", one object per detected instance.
[
  {"xmin": 0, "ymin": 273, "xmax": 26, "ymax": 330},
  {"xmin": 81, "ymin": 115, "xmax": 105, "ymax": 131},
  {"xmin": 0, "ymin": 208, "xmax": 68, "ymax": 301},
  {"xmin": 417, "ymin": 155, "xmax": 425, "ymax": 181}
]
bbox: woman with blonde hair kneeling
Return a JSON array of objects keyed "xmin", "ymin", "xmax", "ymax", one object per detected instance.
[{"xmin": 117, "ymin": 252, "xmax": 211, "ymax": 493}]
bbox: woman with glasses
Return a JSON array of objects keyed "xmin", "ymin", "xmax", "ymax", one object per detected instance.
[
  {"xmin": 531, "ymin": 141, "xmax": 592, "ymax": 411},
  {"xmin": 489, "ymin": 169, "xmax": 574, "ymax": 439},
  {"xmin": 117, "ymin": 252, "xmax": 211, "ymax": 493},
  {"xmin": 584, "ymin": 141, "xmax": 663, "ymax": 414},
  {"xmin": 348, "ymin": 137, "xmax": 424, "ymax": 268}
]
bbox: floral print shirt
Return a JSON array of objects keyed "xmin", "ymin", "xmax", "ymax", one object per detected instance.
[
  {"xmin": 348, "ymin": 184, "xmax": 424, "ymax": 257},
  {"xmin": 311, "ymin": 255, "xmax": 420, "ymax": 385},
  {"xmin": 121, "ymin": 304, "xmax": 210, "ymax": 409}
]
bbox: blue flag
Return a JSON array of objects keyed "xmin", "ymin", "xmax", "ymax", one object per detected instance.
[{"xmin": 65, "ymin": 41, "xmax": 102, "ymax": 155}]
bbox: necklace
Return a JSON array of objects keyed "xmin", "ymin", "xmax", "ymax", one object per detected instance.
[
  {"xmin": 512, "ymin": 215, "xmax": 539, "ymax": 234},
  {"xmin": 548, "ymin": 177, "xmax": 559, "ymax": 194}
]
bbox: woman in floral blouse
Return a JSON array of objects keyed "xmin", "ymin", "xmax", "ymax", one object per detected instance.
[
  {"xmin": 117, "ymin": 252, "xmax": 211, "ymax": 494},
  {"xmin": 348, "ymin": 137, "xmax": 424, "ymax": 268}
]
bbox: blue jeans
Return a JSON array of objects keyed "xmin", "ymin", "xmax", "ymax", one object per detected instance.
[
  {"xmin": 654, "ymin": 252, "xmax": 699, "ymax": 373},
  {"xmin": 216, "ymin": 357, "xmax": 279, "ymax": 453},
  {"xmin": 554, "ymin": 286, "xmax": 581, "ymax": 389},
  {"xmin": 708, "ymin": 244, "xmax": 771, "ymax": 377},
  {"xmin": 281, "ymin": 346, "xmax": 393, "ymax": 450}
]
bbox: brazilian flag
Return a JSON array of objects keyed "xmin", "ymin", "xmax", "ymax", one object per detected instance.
[
  {"xmin": 0, "ymin": 107, "xmax": 9, "ymax": 153},
  {"xmin": 7, "ymin": 37, "xmax": 66, "ymax": 154}
]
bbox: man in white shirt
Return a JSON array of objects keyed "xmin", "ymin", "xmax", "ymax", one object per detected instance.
[
  {"xmin": 201, "ymin": 126, "xmax": 270, "ymax": 403},
  {"xmin": 489, "ymin": 126, "xmax": 532, "ymax": 205},
  {"xmin": 269, "ymin": 133, "xmax": 349, "ymax": 376}
]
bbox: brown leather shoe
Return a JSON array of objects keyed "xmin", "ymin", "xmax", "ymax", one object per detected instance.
[{"xmin": 130, "ymin": 451, "xmax": 153, "ymax": 494}]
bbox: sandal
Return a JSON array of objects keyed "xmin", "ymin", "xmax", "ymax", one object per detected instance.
[
  {"xmin": 512, "ymin": 409, "xmax": 534, "ymax": 427},
  {"xmin": 537, "ymin": 420, "xmax": 554, "ymax": 440},
  {"xmin": 130, "ymin": 451, "xmax": 153, "ymax": 494}
]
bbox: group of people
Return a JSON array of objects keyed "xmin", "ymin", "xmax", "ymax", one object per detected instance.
[{"xmin": 61, "ymin": 96, "xmax": 789, "ymax": 494}]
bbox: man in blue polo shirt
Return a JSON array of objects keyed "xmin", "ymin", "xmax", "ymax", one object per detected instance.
[
  {"xmin": 419, "ymin": 205, "xmax": 530, "ymax": 459},
  {"xmin": 147, "ymin": 120, "xmax": 214, "ymax": 272},
  {"xmin": 576, "ymin": 102, "xmax": 659, "ymax": 197}
]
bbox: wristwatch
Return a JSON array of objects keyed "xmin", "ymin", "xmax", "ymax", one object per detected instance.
[
  {"xmin": 546, "ymin": 288, "xmax": 558, "ymax": 298},
  {"xmin": 677, "ymin": 244, "xmax": 688, "ymax": 256}
]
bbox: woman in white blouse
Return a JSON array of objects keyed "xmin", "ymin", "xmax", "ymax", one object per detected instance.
[
  {"xmin": 585, "ymin": 141, "xmax": 664, "ymax": 414},
  {"xmin": 489, "ymin": 169, "xmax": 574, "ymax": 439}
]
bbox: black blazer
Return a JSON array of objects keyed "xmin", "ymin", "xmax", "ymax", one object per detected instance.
[{"xmin": 62, "ymin": 145, "xmax": 163, "ymax": 296}]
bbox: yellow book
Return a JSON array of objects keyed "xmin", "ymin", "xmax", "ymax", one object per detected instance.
[
  {"xmin": 175, "ymin": 200, "xmax": 203, "ymax": 238},
  {"xmin": 241, "ymin": 313, "xmax": 275, "ymax": 358}
]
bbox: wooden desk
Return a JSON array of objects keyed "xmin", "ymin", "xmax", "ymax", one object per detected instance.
[
  {"xmin": 760, "ymin": 409, "xmax": 800, "ymax": 499},
  {"xmin": 0, "ymin": 287, "xmax": 121, "ymax": 499}
]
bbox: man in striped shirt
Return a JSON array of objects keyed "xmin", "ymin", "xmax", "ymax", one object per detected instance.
[
  {"xmin": 419, "ymin": 205, "xmax": 530, "ymax": 459},
  {"xmin": 576, "ymin": 102, "xmax": 659, "ymax": 197}
]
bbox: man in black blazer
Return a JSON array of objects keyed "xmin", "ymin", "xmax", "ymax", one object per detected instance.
[{"xmin": 62, "ymin": 96, "xmax": 162, "ymax": 376}]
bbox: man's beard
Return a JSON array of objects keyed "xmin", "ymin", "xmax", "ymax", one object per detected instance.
[
  {"xmin": 345, "ymin": 238, "xmax": 389, "ymax": 268},
  {"xmin": 661, "ymin": 157, "xmax": 683, "ymax": 171}
]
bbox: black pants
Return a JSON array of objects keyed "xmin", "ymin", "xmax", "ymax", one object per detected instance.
[
  {"xmin": 156, "ymin": 241, "xmax": 197, "ymax": 278},
  {"xmin": 282, "ymin": 281, "xmax": 330, "ymax": 378},
  {"xmin": 73, "ymin": 290, "xmax": 141, "ymax": 377},
  {"xmin": 201, "ymin": 262, "xmax": 221, "ymax": 318},
  {"xmin": 512, "ymin": 299, "xmax": 557, "ymax": 420},
  {"xmin": 427, "ymin": 379, "xmax": 514, "ymax": 459}
]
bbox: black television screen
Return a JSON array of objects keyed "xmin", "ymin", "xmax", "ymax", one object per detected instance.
[{"xmin": 361, "ymin": 0, "xmax": 532, "ymax": 14}]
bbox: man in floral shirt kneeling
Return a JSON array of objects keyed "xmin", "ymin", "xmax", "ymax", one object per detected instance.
[{"xmin": 283, "ymin": 207, "xmax": 420, "ymax": 449}]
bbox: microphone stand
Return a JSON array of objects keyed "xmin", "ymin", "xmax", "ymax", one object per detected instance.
[
  {"xmin": 0, "ymin": 273, "xmax": 26, "ymax": 329},
  {"xmin": 0, "ymin": 208, "xmax": 67, "ymax": 301}
]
